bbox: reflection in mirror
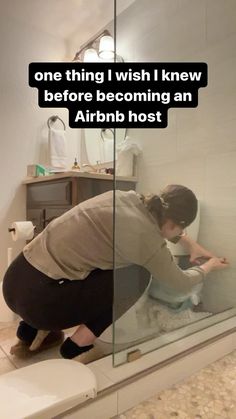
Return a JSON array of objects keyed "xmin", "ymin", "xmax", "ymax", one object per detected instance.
[{"xmin": 84, "ymin": 128, "xmax": 126, "ymax": 165}]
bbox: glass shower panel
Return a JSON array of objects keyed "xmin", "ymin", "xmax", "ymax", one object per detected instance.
[{"xmin": 112, "ymin": 0, "xmax": 236, "ymax": 366}]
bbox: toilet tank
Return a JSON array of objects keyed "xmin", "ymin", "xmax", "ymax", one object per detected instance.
[{"xmin": 167, "ymin": 200, "xmax": 200, "ymax": 256}]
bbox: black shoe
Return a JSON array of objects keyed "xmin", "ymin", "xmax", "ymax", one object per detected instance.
[
  {"xmin": 16, "ymin": 321, "xmax": 37, "ymax": 343},
  {"xmin": 60, "ymin": 337, "xmax": 94, "ymax": 359}
]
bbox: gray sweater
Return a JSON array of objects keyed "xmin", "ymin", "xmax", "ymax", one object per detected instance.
[{"xmin": 23, "ymin": 190, "xmax": 205, "ymax": 292}]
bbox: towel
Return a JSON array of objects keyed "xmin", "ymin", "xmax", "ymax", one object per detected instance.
[
  {"xmin": 103, "ymin": 138, "xmax": 114, "ymax": 162},
  {"xmin": 49, "ymin": 127, "xmax": 67, "ymax": 169},
  {"xmin": 116, "ymin": 137, "xmax": 142, "ymax": 176}
]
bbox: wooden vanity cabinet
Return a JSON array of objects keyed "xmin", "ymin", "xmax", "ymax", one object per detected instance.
[{"xmin": 25, "ymin": 174, "xmax": 137, "ymax": 235}]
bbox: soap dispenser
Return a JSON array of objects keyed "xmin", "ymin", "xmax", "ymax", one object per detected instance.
[{"xmin": 72, "ymin": 157, "xmax": 80, "ymax": 170}]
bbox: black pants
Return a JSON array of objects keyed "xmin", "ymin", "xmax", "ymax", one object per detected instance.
[{"xmin": 3, "ymin": 253, "xmax": 150, "ymax": 337}]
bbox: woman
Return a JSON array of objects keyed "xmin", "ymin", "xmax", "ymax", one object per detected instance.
[{"xmin": 3, "ymin": 185, "xmax": 229, "ymax": 360}]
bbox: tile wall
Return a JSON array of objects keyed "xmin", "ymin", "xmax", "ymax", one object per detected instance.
[{"xmin": 116, "ymin": 0, "xmax": 236, "ymax": 311}]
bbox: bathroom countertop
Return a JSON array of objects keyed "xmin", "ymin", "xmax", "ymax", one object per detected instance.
[{"xmin": 23, "ymin": 171, "xmax": 138, "ymax": 184}]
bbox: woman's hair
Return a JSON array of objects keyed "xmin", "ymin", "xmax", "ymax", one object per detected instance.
[{"xmin": 141, "ymin": 184, "xmax": 198, "ymax": 228}]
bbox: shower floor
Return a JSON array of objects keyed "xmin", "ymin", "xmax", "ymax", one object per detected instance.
[{"xmin": 100, "ymin": 293, "xmax": 212, "ymax": 345}]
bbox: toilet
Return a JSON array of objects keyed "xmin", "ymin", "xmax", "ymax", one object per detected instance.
[
  {"xmin": 99, "ymin": 201, "xmax": 201, "ymax": 344},
  {"xmin": 0, "ymin": 359, "xmax": 97, "ymax": 418},
  {"xmin": 148, "ymin": 203, "xmax": 202, "ymax": 309},
  {"xmin": 167, "ymin": 201, "xmax": 200, "ymax": 257}
]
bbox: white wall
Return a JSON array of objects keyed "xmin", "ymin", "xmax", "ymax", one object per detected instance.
[
  {"xmin": 116, "ymin": 0, "xmax": 236, "ymax": 312},
  {"xmin": 0, "ymin": 8, "xmax": 80, "ymax": 280},
  {"xmin": 67, "ymin": 17, "xmax": 115, "ymax": 168}
]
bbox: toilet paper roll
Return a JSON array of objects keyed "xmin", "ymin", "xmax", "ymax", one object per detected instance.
[{"xmin": 10, "ymin": 221, "xmax": 35, "ymax": 241}]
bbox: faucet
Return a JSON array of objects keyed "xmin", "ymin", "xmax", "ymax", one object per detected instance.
[{"xmin": 82, "ymin": 161, "xmax": 102, "ymax": 173}]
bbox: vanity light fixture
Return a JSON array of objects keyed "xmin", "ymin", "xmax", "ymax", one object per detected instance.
[
  {"xmin": 83, "ymin": 48, "xmax": 99, "ymax": 63},
  {"xmin": 99, "ymin": 35, "xmax": 114, "ymax": 60},
  {"xmin": 73, "ymin": 30, "xmax": 123, "ymax": 63}
]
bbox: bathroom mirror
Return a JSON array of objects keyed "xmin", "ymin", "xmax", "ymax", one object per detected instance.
[{"xmin": 84, "ymin": 128, "xmax": 126, "ymax": 165}]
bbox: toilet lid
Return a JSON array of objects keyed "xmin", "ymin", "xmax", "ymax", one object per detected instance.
[{"xmin": 0, "ymin": 359, "xmax": 97, "ymax": 418}]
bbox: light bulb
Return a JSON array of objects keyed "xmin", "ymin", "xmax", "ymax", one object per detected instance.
[
  {"xmin": 99, "ymin": 35, "xmax": 114, "ymax": 60},
  {"xmin": 83, "ymin": 48, "xmax": 99, "ymax": 62}
]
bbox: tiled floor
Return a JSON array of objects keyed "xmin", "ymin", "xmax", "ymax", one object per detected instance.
[
  {"xmin": 117, "ymin": 350, "xmax": 236, "ymax": 419},
  {"xmin": 0, "ymin": 321, "xmax": 18, "ymax": 373},
  {"xmin": 0, "ymin": 321, "xmax": 114, "ymax": 370}
]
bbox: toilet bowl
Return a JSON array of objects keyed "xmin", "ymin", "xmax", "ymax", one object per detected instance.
[
  {"xmin": 149, "ymin": 201, "xmax": 202, "ymax": 308},
  {"xmin": 99, "ymin": 201, "xmax": 201, "ymax": 345},
  {"xmin": 167, "ymin": 201, "xmax": 200, "ymax": 256}
]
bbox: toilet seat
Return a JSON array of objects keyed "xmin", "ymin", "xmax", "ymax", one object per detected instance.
[{"xmin": 0, "ymin": 359, "xmax": 97, "ymax": 418}]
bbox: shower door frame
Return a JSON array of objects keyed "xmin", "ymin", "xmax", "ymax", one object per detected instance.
[{"xmin": 112, "ymin": 308, "xmax": 236, "ymax": 366}]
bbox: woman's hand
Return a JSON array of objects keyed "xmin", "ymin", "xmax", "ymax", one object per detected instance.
[
  {"xmin": 200, "ymin": 257, "xmax": 230, "ymax": 274},
  {"xmin": 179, "ymin": 235, "xmax": 216, "ymax": 263},
  {"xmin": 189, "ymin": 244, "xmax": 216, "ymax": 264}
]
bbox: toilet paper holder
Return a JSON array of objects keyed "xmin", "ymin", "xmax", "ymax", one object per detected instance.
[
  {"xmin": 8, "ymin": 228, "xmax": 15, "ymax": 233},
  {"xmin": 8, "ymin": 226, "xmax": 36, "ymax": 233}
]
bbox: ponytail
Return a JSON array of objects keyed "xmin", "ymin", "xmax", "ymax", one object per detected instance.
[{"xmin": 140, "ymin": 194, "xmax": 165, "ymax": 227}]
